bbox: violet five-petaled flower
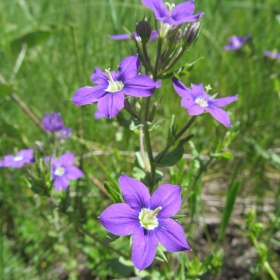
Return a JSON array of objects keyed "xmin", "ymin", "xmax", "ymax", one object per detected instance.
[
  {"xmin": 46, "ymin": 152, "xmax": 83, "ymax": 191},
  {"xmin": 42, "ymin": 112, "xmax": 72, "ymax": 139},
  {"xmin": 109, "ymin": 30, "xmax": 159, "ymax": 44},
  {"xmin": 100, "ymin": 174, "xmax": 190, "ymax": 271},
  {"xmin": 172, "ymin": 78, "xmax": 238, "ymax": 127},
  {"xmin": 0, "ymin": 149, "xmax": 34, "ymax": 168},
  {"xmin": 222, "ymin": 35, "xmax": 251, "ymax": 51},
  {"xmin": 141, "ymin": 0, "xmax": 203, "ymax": 38},
  {"xmin": 72, "ymin": 55, "xmax": 158, "ymax": 118},
  {"xmin": 264, "ymin": 50, "xmax": 280, "ymax": 60}
]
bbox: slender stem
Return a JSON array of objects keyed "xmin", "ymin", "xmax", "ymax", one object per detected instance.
[
  {"xmin": 155, "ymin": 116, "xmax": 197, "ymax": 164},
  {"xmin": 11, "ymin": 92, "xmax": 45, "ymax": 132},
  {"xmin": 263, "ymin": 261, "xmax": 279, "ymax": 280},
  {"xmin": 124, "ymin": 99, "xmax": 141, "ymax": 120},
  {"xmin": 154, "ymin": 38, "xmax": 163, "ymax": 80},
  {"xmin": 139, "ymin": 127, "xmax": 150, "ymax": 174},
  {"xmin": 174, "ymin": 116, "xmax": 196, "ymax": 140}
]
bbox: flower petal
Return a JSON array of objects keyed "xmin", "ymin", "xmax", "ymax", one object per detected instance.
[
  {"xmin": 181, "ymin": 97, "xmax": 195, "ymax": 108},
  {"xmin": 59, "ymin": 152, "xmax": 74, "ymax": 166},
  {"xmin": 100, "ymin": 203, "xmax": 140, "ymax": 235},
  {"xmin": 210, "ymin": 95, "xmax": 238, "ymax": 107},
  {"xmin": 186, "ymin": 104, "xmax": 205, "ymax": 115},
  {"xmin": 149, "ymin": 30, "xmax": 159, "ymax": 43},
  {"xmin": 18, "ymin": 149, "xmax": 34, "ymax": 162},
  {"xmin": 170, "ymin": 1, "xmax": 203, "ymax": 25},
  {"xmin": 72, "ymin": 86, "xmax": 106, "ymax": 106},
  {"xmin": 66, "ymin": 166, "xmax": 83, "ymax": 180},
  {"xmin": 172, "ymin": 78, "xmax": 193, "ymax": 98},
  {"xmin": 206, "ymin": 106, "xmax": 231, "ymax": 127},
  {"xmin": 119, "ymin": 174, "xmax": 151, "ymax": 211},
  {"xmin": 97, "ymin": 92, "xmax": 124, "ymax": 118},
  {"xmin": 151, "ymin": 184, "xmax": 182, "ymax": 218},
  {"xmin": 53, "ymin": 176, "xmax": 69, "ymax": 191},
  {"xmin": 122, "ymin": 75, "xmax": 156, "ymax": 97},
  {"xmin": 141, "ymin": 0, "xmax": 169, "ymax": 22},
  {"xmin": 191, "ymin": 83, "xmax": 205, "ymax": 97},
  {"xmin": 91, "ymin": 67, "xmax": 110, "ymax": 85},
  {"xmin": 156, "ymin": 218, "xmax": 191, "ymax": 252},
  {"xmin": 117, "ymin": 56, "xmax": 140, "ymax": 82},
  {"xmin": 132, "ymin": 228, "xmax": 158, "ymax": 271},
  {"xmin": 109, "ymin": 34, "xmax": 131, "ymax": 40}
]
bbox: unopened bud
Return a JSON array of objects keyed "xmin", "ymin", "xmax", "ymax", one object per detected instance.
[
  {"xmin": 136, "ymin": 20, "xmax": 152, "ymax": 44},
  {"xmin": 184, "ymin": 22, "xmax": 200, "ymax": 44}
]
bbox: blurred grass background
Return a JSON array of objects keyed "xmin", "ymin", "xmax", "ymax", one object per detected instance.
[{"xmin": 1, "ymin": 0, "xmax": 280, "ymax": 279}]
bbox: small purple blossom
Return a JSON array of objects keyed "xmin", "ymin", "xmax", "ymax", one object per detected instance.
[
  {"xmin": 109, "ymin": 30, "xmax": 159, "ymax": 44},
  {"xmin": 100, "ymin": 174, "xmax": 190, "ymax": 271},
  {"xmin": 264, "ymin": 50, "xmax": 280, "ymax": 60},
  {"xmin": 42, "ymin": 112, "xmax": 72, "ymax": 138},
  {"xmin": 222, "ymin": 35, "xmax": 251, "ymax": 51},
  {"xmin": 172, "ymin": 78, "xmax": 238, "ymax": 127},
  {"xmin": 0, "ymin": 149, "xmax": 34, "ymax": 168},
  {"xmin": 72, "ymin": 55, "xmax": 158, "ymax": 118},
  {"xmin": 141, "ymin": 0, "xmax": 203, "ymax": 38},
  {"xmin": 46, "ymin": 152, "xmax": 83, "ymax": 191}
]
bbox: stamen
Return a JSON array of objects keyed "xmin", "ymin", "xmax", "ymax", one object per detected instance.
[
  {"xmin": 139, "ymin": 206, "xmax": 162, "ymax": 230},
  {"xmin": 195, "ymin": 97, "xmax": 208, "ymax": 107},
  {"xmin": 54, "ymin": 166, "xmax": 66, "ymax": 176},
  {"xmin": 13, "ymin": 156, "xmax": 23, "ymax": 162},
  {"xmin": 105, "ymin": 69, "xmax": 124, "ymax": 93},
  {"xmin": 165, "ymin": 2, "xmax": 175, "ymax": 11}
]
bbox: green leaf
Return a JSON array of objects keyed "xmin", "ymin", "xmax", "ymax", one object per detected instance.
[
  {"xmin": 9, "ymin": 26, "xmax": 56, "ymax": 53},
  {"xmin": 154, "ymin": 135, "xmax": 194, "ymax": 167},
  {"xmin": 155, "ymin": 246, "xmax": 168, "ymax": 262},
  {"xmin": 209, "ymin": 151, "xmax": 233, "ymax": 159},
  {"xmin": 103, "ymin": 233, "xmax": 120, "ymax": 244},
  {"xmin": 103, "ymin": 181, "xmax": 124, "ymax": 203},
  {"xmin": 160, "ymin": 57, "xmax": 204, "ymax": 79},
  {"xmin": 218, "ymin": 161, "xmax": 242, "ymax": 241},
  {"xmin": 0, "ymin": 83, "xmax": 14, "ymax": 99}
]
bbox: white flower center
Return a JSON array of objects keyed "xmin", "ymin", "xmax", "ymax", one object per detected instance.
[
  {"xmin": 13, "ymin": 156, "xmax": 23, "ymax": 162},
  {"xmin": 195, "ymin": 96, "xmax": 208, "ymax": 107},
  {"xmin": 105, "ymin": 69, "xmax": 124, "ymax": 93},
  {"xmin": 159, "ymin": 22, "xmax": 172, "ymax": 38},
  {"xmin": 232, "ymin": 36, "xmax": 241, "ymax": 48},
  {"xmin": 54, "ymin": 166, "xmax": 65, "ymax": 176},
  {"xmin": 139, "ymin": 206, "xmax": 162, "ymax": 230}
]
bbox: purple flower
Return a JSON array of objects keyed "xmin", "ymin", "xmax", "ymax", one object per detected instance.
[
  {"xmin": 0, "ymin": 149, "xmax": 34, "ymax": 168},
  {"xmin": 264, "ymin": 50, "xmax": 280, "ymax": 60},
  {"xmin": 109, "ymin": 30, "xmax": 159, "ymax": 44},
  {"xmin": 72, "ymin": 56, "xmax": 158, "ymax": 118},
  {"xmin": 172, "ymin": 78, "xmax": 238, "ymax": 127},
  {"xmin": 100, "ymin": 174, "xmax": 190, "ymax": 271},
  {"xmin": 42, "ymin": 112, "xmax": 72, "ymax": 138},
  {"xmin": 222, "ymin": 35, "xmax": 251, "ymax": 51},
  {"xmin": 142, "ymin": 0, "xmax": 203, "ymax": 38},
  {"xmin": 47, "ymin": 152, "xmax": 83, "ymax": 191}
]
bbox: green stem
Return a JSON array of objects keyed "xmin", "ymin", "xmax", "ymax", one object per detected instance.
[
  {"xmin": 263, "ymin": 261, "xmax": 279, "ymax": 280},
  {"xmin": 154, "ymin": 38, "xmax": 163, "ymax": 79},
  {"xmin": 155, "ymin": 116, "xmax": 196, "ymax": 164}
]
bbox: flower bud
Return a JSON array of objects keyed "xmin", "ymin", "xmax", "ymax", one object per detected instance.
[
  {"xmin": 184, "ymin": 22, "xmax": 200, "ymax": 44},
  {"xmin": 136, "ymin": 20, "xmax": 152, "ymax": 44}
]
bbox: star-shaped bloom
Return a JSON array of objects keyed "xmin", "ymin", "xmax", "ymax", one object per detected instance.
[
  {"xmin": 0, "ymin": 149, "xmax": 34, "ymax": 168},
  {"xmin": 42, "ymin": 112, "xmax": 72, "ymax": 139},
  {"xmin": 264, "ymin": 50, "xmax": 280, "ymax": 60},
  {"xmin": 141, "ymin": 0, "xmax": 203, "ymax": 37},
  {"xmin": 100, "ymin": 174, "xmax": 190, "ymax": 271},
  {"xmin": 222, "ymin": 35, "xmax": 251, "ymax": 51},
  {"xmin": 46, "ymin": 152, "xmax": 83, "ymax": 191},
  {"xmin": 72, "ymin": 56, "xmax": 158, "ymax": 118},
  {"xmin": 172, "ymin": 78, "xmax": 238, "ymax": 127}
]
